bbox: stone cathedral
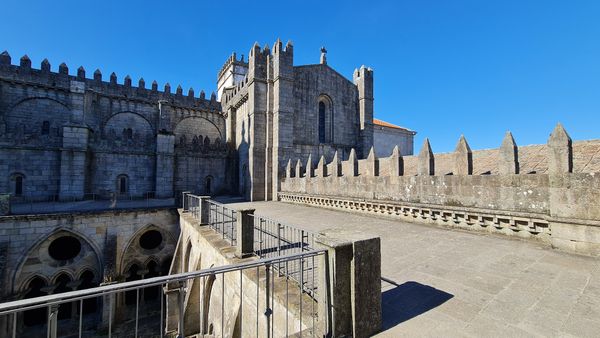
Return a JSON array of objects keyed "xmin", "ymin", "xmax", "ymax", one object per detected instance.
[{"xmin": 0, "ymin": 40, "xmax": 413, "ymax": 335}]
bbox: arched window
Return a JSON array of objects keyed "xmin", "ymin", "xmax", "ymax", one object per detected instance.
[
  {"xmin": 41, "ymin": 121, "xmax": 50, "ymax": 135},
  {"xmin": 117, "ymin": 175, "xmax": 128, "ymax": 195},
  {"xmin": 205, "ymin": 176, "xmax": 213, "ymax": 194},
  {"xmin": 317, "ymin": 96, "xmax": 333, "ymax": 144},
  {"xmin": 318, "ymin": 102, "xmax": 326, "ymax": 143},
  {"xmin": 13, "ymin": 173, "xmax": 24, "ymax": 196}
]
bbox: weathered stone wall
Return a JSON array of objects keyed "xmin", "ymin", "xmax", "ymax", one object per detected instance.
[
  {"xmin": 280, "ymin": 127, "xmax": 600, "ymax": 256},
  {"xmin": 0, "ymin": 53, "xmax": 234, "ymax": 201},
  {"xmin": 0, "ymin": 207, "xmax": 179, "ymax": 300}
]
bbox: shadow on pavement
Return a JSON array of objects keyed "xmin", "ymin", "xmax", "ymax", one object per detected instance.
[{"xmin": 381, "ymin": 280, "xmax": 454, "ymax": 330}]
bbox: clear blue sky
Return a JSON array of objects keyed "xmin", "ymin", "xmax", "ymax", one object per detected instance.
[{"xmin": 2, "ymin": 0, "xmax": 599, "ymax": 153}]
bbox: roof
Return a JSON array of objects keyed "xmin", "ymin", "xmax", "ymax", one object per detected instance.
[{"xmin": 373, "ymin": 118, "xmax": 415, "ymax": 133}]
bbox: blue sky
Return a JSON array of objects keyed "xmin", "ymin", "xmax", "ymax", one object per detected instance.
[{"xmin": 1, "ymin": 0, "xmax": 599, "ymax": 153}]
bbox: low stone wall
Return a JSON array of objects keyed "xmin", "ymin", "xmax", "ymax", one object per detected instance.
[{"xmin": 280, "ymin": 125, "xmax": 600, "ymax": 257}]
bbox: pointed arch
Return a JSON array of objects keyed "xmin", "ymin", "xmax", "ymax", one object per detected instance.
[{"xmin": 12, "ymin": 227, "xmax": 103, "ymax": 293}]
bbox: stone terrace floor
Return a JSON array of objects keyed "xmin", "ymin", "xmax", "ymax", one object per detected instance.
[{"xmin": 227, "ymin": 201, "xmax": 600, "ymax": 337}]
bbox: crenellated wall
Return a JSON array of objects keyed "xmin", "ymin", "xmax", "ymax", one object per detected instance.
[
  {"xmin": 280, "ymin": 124, "xmax": 600, "ymax": 256},
  {"xmin": 0, "ymin": 52, "xmax": 235, "ymax": 201}
]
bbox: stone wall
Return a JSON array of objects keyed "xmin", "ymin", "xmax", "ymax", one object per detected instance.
[
  {"xmin": 280, "ymin": 125, "xmax": 600, "ymax": 256},
  {"xmin": 0, "ymin": 52, "xmax": 234, "ymax": 201},
  {"xmin": 0, "ymin": 207, "xmax": 179, "ymax": 299}
]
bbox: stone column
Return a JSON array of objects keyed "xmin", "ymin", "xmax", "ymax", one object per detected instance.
[
  {"xmin": 235, "ymin": 208, "xmax": 256, "ymax": 258},
  {"xmin": 59, "ymin": 125, "xmax": 89, "ymax": 201},
  {"xmin": 155, "ymin": 133, "xmax": 175, "ymax": 198},
  {"xmin": 316, "ymin": 230, "xmax": 382, "ymax": 337}
]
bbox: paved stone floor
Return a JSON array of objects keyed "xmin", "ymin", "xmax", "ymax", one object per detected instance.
[{"xmin": 228, "ymin": 201, "xmax": 600, "ymax": 337}]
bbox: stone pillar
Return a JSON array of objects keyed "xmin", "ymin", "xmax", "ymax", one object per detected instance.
[
  {"xmin": 99, "ymin": 281, "xmax": 117, "ymax": 331},
  {"xmin": 59, "ymin": 125, "xmax": 89, "ymax": 201},
  {"xmin": 235, "ymin": 208, "xmax": 256, "ymax": 258},
  {"xmin": 499, "ymin": 131, "xmax": 519, "ymax": 174},
  {"xmin": 199, "ymin": 196, "xmax": 210, "ymax": 224},
  {"xmin": 548, "ymin": 123, "xmax": 573, "ymax": 174},
  {"xmin": 155, "ymin": 132, "xmax": 175, "ymax": 198},
  {"xmin": 316, "ymin": 230, "xmax": 382, "ymax": 337},
  {"xmin": 453, "ymin": 135, "xmax": 473, "ymax": 175},
  {"xmin": 418, "ymin": 138, "xmax": 434, "ymax": 176}
]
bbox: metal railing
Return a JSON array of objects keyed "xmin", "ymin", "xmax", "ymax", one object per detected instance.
[
  {"xmin": 207, "ymin": 199, "xmax": 237, "ymax": 245},
  {"xmin": 0, "ymin": 251, "xmax": 327, "ymax": 338},
  {"xmin": 181, "ymin": 193, "xmax": 238, "ymax": 246},
  {"xmin": 252, "ymin": 214, "xmax": 319, "ymax": 298}
]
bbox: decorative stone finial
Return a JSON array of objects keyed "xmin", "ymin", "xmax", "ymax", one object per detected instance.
[
  {"xmin": 499, "ymin": 131, "xmax": 519, "ymax": 174},
  {"xmin": 454, "ymin": 135, "xmax": 473, "ymax": 175},
  {"xmin": 110, "ymin": 72, "xmax": 117, "ymax": 85},
  {"xmin": 41, "ymin": 59, "xmax": 51, "ymax": 72},
  {"xmin": 306, "ymin": 154, "xmax": 313, "ymax": 178},
  {"xmin": 138, "ymin": 78, "xmax": 145, "ymax": 89},
  {"xmin": 331, "ymin": 151, "xmax": 341, "ymax": 177},
  {"xmin": 295, "ymin": 159, "xmax": 303, "ymax": 178},
  {"xmin": 77, "ymin": 66, "xmax": 85, "ymax": 79},
  {"xmin": 286, "ymin": 159, "xmax": 293, "ymax": 178},
  {"xmin": 0, "ymin": 51, "xmax": 11, "ymax": 65},
  {"xmin": 124, "ymin": 75, "xmax": 132, "ymax": 87},
  {"xmin": 151, "ymin": 80, "xmax": 158, "ymax": 91},
  {"xmin": 390, "ymin": 145, "xmax": 404, "ymax": 176},
  {"xmin": 58, "ymin": 62, "xmax": 68, "ymax": 75},
  {"xmin": 548, "ymin": 123, "xmax": 573, "ymax": 174},
  {"xmin": 418, "ymin": 138, "xmax": 434, "ymax": 176},
  {"xmin": 316, "ymin": 155, "xmax": 327, "ymax": 177},
  {"xmin": 20, "ymin": 55, "xmax": 31, "ymax": 68},
  {"xmin": 93, "ymin": 69, "xmax": 102, "ymax": 81}
]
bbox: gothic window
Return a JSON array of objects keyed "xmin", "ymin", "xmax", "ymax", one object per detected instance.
[
  {"xmin": 13, "ymin": 174, "xmax": 24, "ymax": 196},
  {"xmin": 205, "ymin": 176, "xmax": 213, "ymax": 194},
  {"xmin": 317, "ymin": 96, "xmax": 333, "ymax": 144},
  {"xmin": 318, "ymin": 102, "xmax": 326, "ymax": 143},
  {"xmin": 117, "ymin": 175, "xmax": 128, "ymax": 194},
  {"xmin": 41, "ymin": 121, "xmax": 50, "ymax": 135}
]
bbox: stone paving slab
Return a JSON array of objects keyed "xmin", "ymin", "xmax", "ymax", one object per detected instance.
[{"xmin": 227, "ymin": 201, "xmax": 600, "ymax": 337}]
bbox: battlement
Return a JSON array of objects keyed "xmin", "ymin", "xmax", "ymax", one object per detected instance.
[
  {"xmin": 285, "ymin": 123, "xmax": 600, "ymax": 179},
  {"xmin": 217, "ymin": 52, "xmax": 248, "ymax": 82},
  {"xmin": 0, "ymin": 51, "xmax": 221, "ymax": 111}
]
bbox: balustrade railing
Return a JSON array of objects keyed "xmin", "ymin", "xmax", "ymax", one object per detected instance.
[{"xmin": 0, "ymin": 251, "xmax": 327, "ymax": 338}]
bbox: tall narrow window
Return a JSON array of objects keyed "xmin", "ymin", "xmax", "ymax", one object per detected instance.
[
  {"xmin": 15, "ymin": 175, "xmax": 23, "ymax": 196},
  {"xmin": 318, "ymin": 101, "xmax": 326, "ymax": 143},
  {"xmin": 117, "ymin": 175, "xmax": 128, "ymax": 194},
  {"xmin": 205, "ymin": 176, "xmax": 212, "ymax": 194},
  {"xmin": 41, "ymin": 121, "xmax": 50, "ymax": 135}
]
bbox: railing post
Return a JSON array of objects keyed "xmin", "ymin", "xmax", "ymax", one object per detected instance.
[
  {"xmin": 181, "ymin": 191, "xmax": 190, "ymax": 210},
  {"xmin": 235, "ymin": 208, "xmax": 256, "ymax": 258},
  {"xmin": 264, "ymin": 264, "xmax": 272, "ymax": 338},
  {"xmin": 199, "ymin": 196, "xmax": 210, "ymax": 224},
  {"xmin": 177, "ymin": 282, "xmax": 186, "ymax": 338},
  {"xmin": 316, "ymin": 231, "xmax": 382, "ymax": 337},
  {"xmin": 47, "ymin": 304, "xmax": 58, "ymax": 338}
]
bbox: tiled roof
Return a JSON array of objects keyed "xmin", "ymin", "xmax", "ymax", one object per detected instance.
[{"xmin": 373, "ymin": 118, "xmax": 414, "ymax": 133}]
